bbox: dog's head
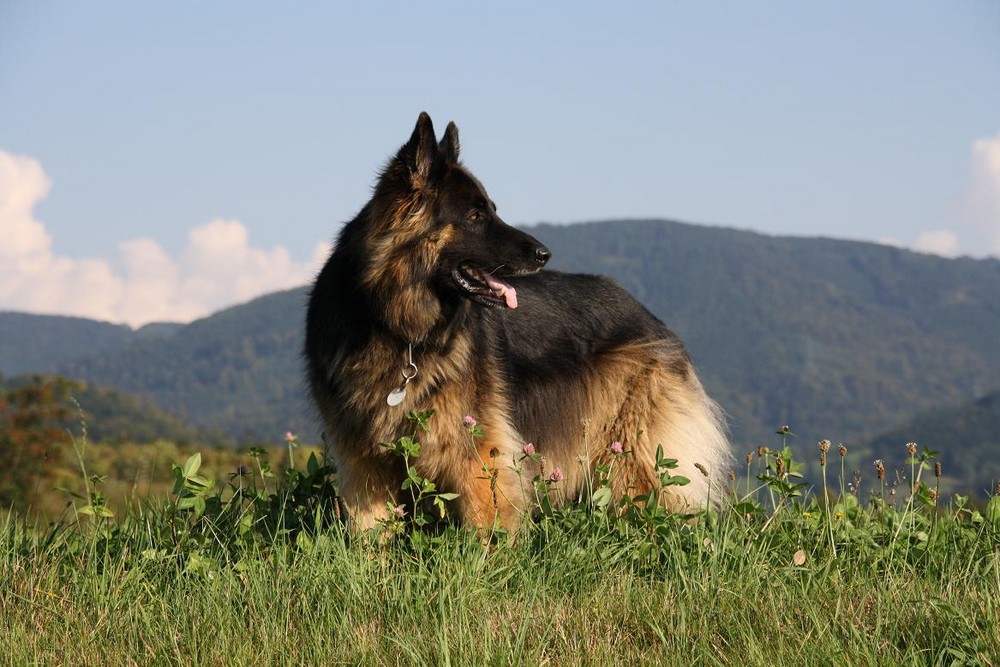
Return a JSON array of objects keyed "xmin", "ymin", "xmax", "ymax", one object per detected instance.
[{"xmin": 368, "ymin": 113, "xmax": 550, "ymax": 314}]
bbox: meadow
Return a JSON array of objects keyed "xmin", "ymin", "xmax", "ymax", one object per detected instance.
[{"xmin": 3, "ymin": 415, "xmax": 999, "ymax": 666}]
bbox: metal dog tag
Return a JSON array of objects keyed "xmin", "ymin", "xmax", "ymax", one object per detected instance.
[
  {"xmin": 386, "ymin": 386, "xmax": 406, "ymax": 406},
  {"xmin": 386, "ymin": 344, "xmax": 418, "ymax": 407}
]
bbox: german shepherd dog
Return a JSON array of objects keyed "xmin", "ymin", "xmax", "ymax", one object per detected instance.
[{"xmin": 306, "ymin": 113, "xmax": 730, "ymax": 532}]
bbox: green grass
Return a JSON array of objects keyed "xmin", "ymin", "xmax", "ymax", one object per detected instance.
[{"xmin": 3, "ymin": 425, "xmax": 1000, "ymax": 665}]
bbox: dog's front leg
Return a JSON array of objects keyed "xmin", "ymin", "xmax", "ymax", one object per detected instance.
[
  {"xmin": 450, "ymin": 439, "xmax": 527, "ymax": 535},
  {"xmin": 335, "ymin": 453, "xmax": 405, "ymax": 533}
]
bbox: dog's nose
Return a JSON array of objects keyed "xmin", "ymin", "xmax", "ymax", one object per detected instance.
[{"xmin": 535, "ymin": 245, "xmax": 551, "ymax": 266}]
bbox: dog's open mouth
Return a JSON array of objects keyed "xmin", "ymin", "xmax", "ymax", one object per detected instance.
[{"xmin": 452, "ymin": 264, "xmax": 519, "ymax": 309}]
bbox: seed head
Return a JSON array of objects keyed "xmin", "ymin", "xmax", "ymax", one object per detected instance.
[
  {"xmin": 728, "ymin": 470, "xmax": 736, "ymax": 482},
  {"xmin": 819, "ymin": 452, "xmax": 826, "ymax": 467},
  {"xmin": 775, "ymin": 457, "xmax": 785, "ymax": 478},
  {"xmin": 874, "ymin": 459, "xmax": 885, "ymax": 481},
  {"xmin": 838, "ymin": 443, "xmax": 848, "ymax": 458},
  {"xmin": 819, "ymin": 440, "xmax": 831, "ymax": 453},
  {"xmin": 756, "ymin": 445, "xmax": 769, "ymax": 457},
  {"xmin": 746, "ymin": 451, "xmax": 754, "ymax": 466},
  {"xmin": 694, "ymin": 462, "xmax": 709, "ymax": 478},
  {"xmin": 929, "ymin": 488, "xmax": 938, "ymax": 502},
  {"xmin": 935, "ymin": 461, "xmax": 942, "ymax": 478},
  {"xmin": 906, "ymin": 442, "xmax": 918, "ymax": 457}
]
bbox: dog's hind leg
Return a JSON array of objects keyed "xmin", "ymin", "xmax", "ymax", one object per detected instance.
[
  {"xmin": 614, "ymin": 374, "xmax": 729, "ymax": 512},
  {"xmin": 589, "ymin": 344, "xmax": 729, "ymax": 512}
]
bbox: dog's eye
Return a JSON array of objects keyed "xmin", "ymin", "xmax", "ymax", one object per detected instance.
[{"xmin": 467, "ymin": 210, "xmax": 481, "ymax": 222}]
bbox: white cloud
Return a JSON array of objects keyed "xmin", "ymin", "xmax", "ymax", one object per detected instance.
[
  {"xmin": 0, "ymin": 151, "xmax": 52, "ymax": 260},
  {"xmin": 0, "ymin": 148, "xmax": 329, "ymax": 328},
  {"xmin": 903, "ymin": 132, "xmax": 1000, "ymax": 259},
  {"xmin": 952, "ymin": 132, "xmax": 1000, "ymax": 257},
  {"xmin": 913, "ymin": 229, "xmax": 960, "ymax": 258}
]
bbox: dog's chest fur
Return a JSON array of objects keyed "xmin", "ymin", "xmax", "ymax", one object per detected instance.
[{"xmin": 317, "ymin": 318, "xmax": 510, "ymax": 459}]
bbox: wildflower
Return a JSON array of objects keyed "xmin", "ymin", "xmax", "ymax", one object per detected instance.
[
  {"xmin": 522, "ymin": 442, "xmax": 536, "ymax": 457},
  {"xmin": 776, "ymin": 425, "xmax": 792, "ymax": 436},
  {"xmin": 284, "ymin": 431, "xmax": 296, "ymax": 443},
  {"xmin": 838, "ymin": 443, "xmax": 848, "ymax": 458},
  {"xmin": 393, "ymin": 505, "xmax": 405, "ymax": 519},
  {"xmin": 549, "ymin": 467, "xmax": 564, "ymax": 483},
  {"xmin": 610, "ymin": 440, "xmax": 624, "ymax": 455},
  {"xmin": 462, "ymin": 415, "xmax": 477, "ymax": 427},
  {"xmin": 819, "ymin": 440, "xmax": 831, "ymax": 453},
  {"xmin": 906, "ymin": 442, "xmax": 917, "ymax": 457},
  {"xmin": 874, "ymin": 460, "xmax": 885, "ymax": 481},
  {"xmin": 694, "ymin": 462, "xmax": 709, "ymax": 477}
]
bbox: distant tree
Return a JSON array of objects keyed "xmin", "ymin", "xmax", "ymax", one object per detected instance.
[{"xmin": 0, "ymin": 376, "xmax": 72, "ymax": 508}]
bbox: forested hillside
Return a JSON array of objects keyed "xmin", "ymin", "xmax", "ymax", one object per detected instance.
[
  {"xmin": 862, "ymin": 389, "xmax": 1000, "ymax": 496},
  {"xmin": 3, "ymin": 219, "xmax": 999, "ymax": 491},
  {"xmin": 59, "ymin": 289, "xmax": 311, "ymax": 443},
  {"xmin": 0, "ymin": 313, "xmax": 134, "ymax": 376}
]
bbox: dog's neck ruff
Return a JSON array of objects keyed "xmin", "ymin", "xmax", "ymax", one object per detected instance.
[{"xmin": 386, "ymin": 342, "xmax": 419, "ymax": 407}]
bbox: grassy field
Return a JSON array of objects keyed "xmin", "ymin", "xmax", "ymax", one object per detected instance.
[{"xmin": 3, "ymin": 424, "xmax": 1000, "ymax": 665}]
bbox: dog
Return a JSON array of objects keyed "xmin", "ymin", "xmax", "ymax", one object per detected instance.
[{"xmin": 305, "ymin": 112, "xmax": 730, "ymax": 532}]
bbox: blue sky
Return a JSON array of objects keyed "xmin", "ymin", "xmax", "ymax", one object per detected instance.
[{"xmin": 1, "ymin": 1, "xmax": 999, "ymax": 326}]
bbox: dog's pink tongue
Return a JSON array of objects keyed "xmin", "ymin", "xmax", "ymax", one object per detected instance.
[
  {"xmin": 483, "ymin": 273, "xmax": 518, "ymax": 309},
  {"xmin": 504, "ymin": 286, "xmax": 518, "ymax": 309}
]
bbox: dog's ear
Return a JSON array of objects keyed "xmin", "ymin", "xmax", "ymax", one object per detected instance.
[
  {"xmin": 439, "ymin": 121, "xmax": 460, "ymax": 164},
  {"xmin": 400, "ymin": 112, "xmax": 438, "ymax": 182}
]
